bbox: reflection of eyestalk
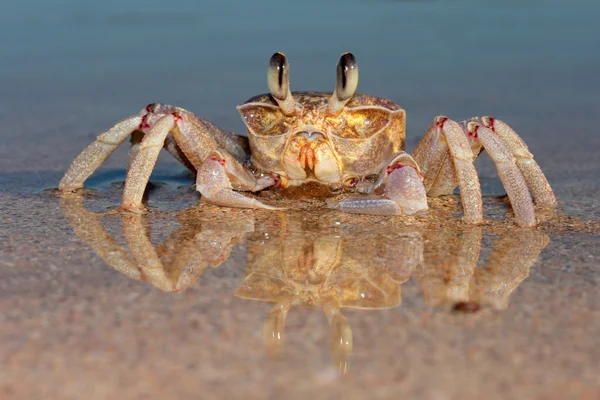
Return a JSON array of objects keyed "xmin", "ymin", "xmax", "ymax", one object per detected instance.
[
  {"xmin": 262, "ymin": 301, "xmax": 353, "ymax": 376},
  {"xmin": 323, "ymin": 303, "xmax": 353, "ymax": 377},
  {"xmin": 263, "ymin": 303, "xmax": 290, "ymax": 358},
  {"xmin": 327, "ymin": 53, "xmax": 359, "ymax": 116},
  {"xmin": 267, "ymin": 52, "xmax": 298, "ymax": 116}
]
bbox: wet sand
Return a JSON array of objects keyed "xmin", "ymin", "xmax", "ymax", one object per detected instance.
[{"xmin": 1, "ymin": 0, "xmax": 600, "ymax": 399}]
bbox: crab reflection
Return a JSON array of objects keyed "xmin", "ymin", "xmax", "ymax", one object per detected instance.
[{"xmin": 60, "ymin": 196, "xmax": 549, "ymax": 374}]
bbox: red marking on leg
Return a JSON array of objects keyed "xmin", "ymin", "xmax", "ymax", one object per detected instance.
[
  {"xmin": 386, "ymin": 164, "xmax": 422, "ymax": 178},
  {"xmin": 209, "ymin": 157, "xmax": 226, "ymax": 166},
  {"xmin": 435, "ymin": 117, "xmax": 449, "ymax": 129},
  {"xmin": 138, "ymin": 114, "xmax": 151, "ymax": 130},
  {"xmin": 345, "ymin": 177, "xmax": 358, "ymax": 187},
  {"xmin": 468, "ymin": 124, "xmax": 479, "ymax": 139},
  {"xmin": 272, "ymin": 173, "xmax": 287, "ymax": 189},
  {"xmin": 172, "ymin": 112, "xmax": 183, "ymax": 123}
]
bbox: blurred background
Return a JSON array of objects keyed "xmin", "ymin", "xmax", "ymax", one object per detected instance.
[{"xmin": 1, "ymin": 0, "xmax": 599, "ymax": 198}]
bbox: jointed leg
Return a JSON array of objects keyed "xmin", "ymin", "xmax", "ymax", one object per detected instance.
[
  {"xmin": 413, "ymin": 116, "xmax": 548, "ymax": 227},
  {"xmin": 412, "ymin": 117, "xmax": 483, "ymax": 224},
  {"xmin": 127, "ymin": 130, "xmax": 144, "ymax": 170},
  {"xmin": 59, "ymin": 103, "xmax": 277, "ymax": 212},
  {"xmin": 59, "ymin": 114, "xmax": 144, "ymax": 191},
  {"xmin": 121, "ymin": 114, "xmax": 178, "ymax": 211},
  {"xmin": 475, "ymin": 117, "xmax": 557, "ymax": 208},
  {"xmin": 463, "ymin": 121, "xmax": 536, "ymax": 227},
  {"xmin": 163, "ymin": 135, "xmax": 196, "ymax": 173},
  {"xmin": 123, "ymin": 110, "xmax": 279, "ymax": 211}
]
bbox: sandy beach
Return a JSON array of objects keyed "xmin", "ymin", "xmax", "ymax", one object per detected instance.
[{"xmin": 1, "ymin": 1, "xmax": 599, "ymax": 398}]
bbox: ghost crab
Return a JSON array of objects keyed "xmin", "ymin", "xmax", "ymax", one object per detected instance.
[{"xmin": 59, "ymin": 52, "xmax": 556, "ymax": 226}]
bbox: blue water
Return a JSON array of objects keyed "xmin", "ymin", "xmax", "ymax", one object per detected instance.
[{"xmin": 2, "ymin": 0, "xmax": 598, "ymax": 136}]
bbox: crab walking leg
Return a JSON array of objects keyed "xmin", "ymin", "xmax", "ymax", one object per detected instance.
[
  {"xmin": 334, "ymin": 152, "xmax": 428, "ymax": 216},
  {"xmin": 129, "ymin": 131, "xmax": 196, "ymax": 174},
  {"xmin": 127, "ymin": 130, "xmax": 144, "ymax": 170},
  {"xmin": 120, "ymin": 115, "xmax": 177, "ymax": 211},
  {"xmin": 59, "ymin": 115, "xmax": 143, "ymax": 191},
  {"xmin": 466, "ymin": 123, "xmax": 536, "ymax": 227},
  {"xmin": 163, "ymin": 135, "xmax": 197, "ymax": 173},
  {"xmin": 413, "ymin": 118, "xmax": 483, "ymax": 224},
  {"xmin": 478, "ymin": 117, "xmax": 557, "ymax": 208},
  {"xmin": 196, "ymin": 152, "xmax": 281, "ymax": 210}
]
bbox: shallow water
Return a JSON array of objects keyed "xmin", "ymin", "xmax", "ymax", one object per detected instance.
[{"xmin": 1, "ymin": 0, "xmax": 600, "ymax": 399}]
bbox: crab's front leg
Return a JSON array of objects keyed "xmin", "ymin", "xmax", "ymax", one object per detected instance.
[
  {"xmin": 331, "ymin": 152, "xmax": 428, "ymax": 216},
  {"xmin": 118, "ymin": 108, "xmax": 280, "ymax": 212}
]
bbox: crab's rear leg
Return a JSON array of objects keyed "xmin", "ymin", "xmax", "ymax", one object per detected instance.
[
  {"xmin": 412, "ymin": 117, "xmax": 484, "ymax": 224},
  {"xmin": 475, "ymin": 117, "xmax": 557, "ymax": 208},
  {"xmin": 332, "ymin": 152, "xmax": 428, "ymax": 216},
  {"xmin": 413, "ymin": 117, "xmax": 537, "ymax": 227},
  {"xmin": 128, "ymin": 131, "xmax": 197, "ymax": 174},
  {"xmin": 463, "ymin": 120, "xmax": 537, "ymax": 226},
  {"xmin": 59, "ymin": 114, "xmax": 144, "ymax": 191}
]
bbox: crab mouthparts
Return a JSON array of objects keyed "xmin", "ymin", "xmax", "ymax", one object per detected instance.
[{"xmin": 296, "ymin": 131, "xmax": 325, "ymax": 142}]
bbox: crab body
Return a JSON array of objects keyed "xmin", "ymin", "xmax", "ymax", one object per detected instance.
[
  {"xmin": 239, "ymin": 91, "xmax": 405, "ymax": 188},
  {"xmin": 58, "ymin": 52, "xmax": 557, "ymax": 226}
]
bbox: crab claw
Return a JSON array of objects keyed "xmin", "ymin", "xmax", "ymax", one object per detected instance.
[
  {"xmin": 327, "ymin": 53, "xmax": 359, "ymax": 115},
  {"xmin": 267, "ymin": 52, "xmax": 298, "ymax": 115},
  {"xmin": 330, "ymin": 152, "xmax": 428, "ymax": 216}
]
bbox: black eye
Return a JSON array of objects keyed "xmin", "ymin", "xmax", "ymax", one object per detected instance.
[
  {"xmin": 336, "ymin": 53, "xmax": 357, "ymax": 101},
  {"xmin": 268, "ymin": 52, "xmax": 289, "ymax": 101}
]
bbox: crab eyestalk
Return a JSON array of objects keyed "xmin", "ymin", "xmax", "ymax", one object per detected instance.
[
  {"xmin": 327, "ymin": 53, "xmax": 359, "ymax": 116},
  {"xmin": 267, "ymin": 52, "xmax": 298, "ymax": 115}
]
